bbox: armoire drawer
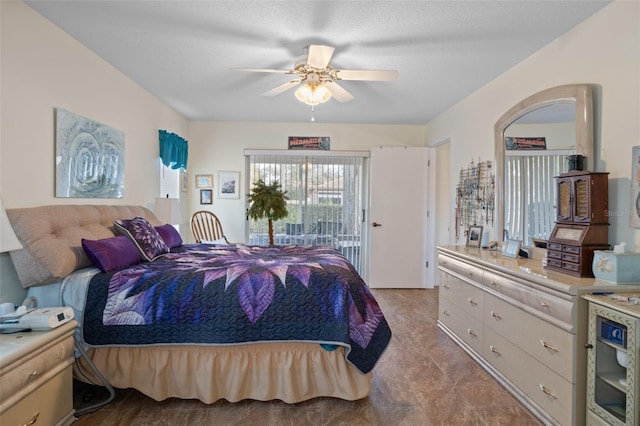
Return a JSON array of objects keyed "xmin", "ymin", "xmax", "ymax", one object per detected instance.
[
  {"xmin": 483, "ymin": 293, "xmax": 574, "ymax": 382},
  {"xmin": 483, "ymin": 327, "xmax": 573, "ymax": 426},
  {"xmin": 439, "ymin": 296, "xmax": 483, "ymax": 354}
]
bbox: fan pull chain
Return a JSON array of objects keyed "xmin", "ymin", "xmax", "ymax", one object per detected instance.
[{"xmin": 310, "ymin": 105, "xmax": 315, "ymax": 122}]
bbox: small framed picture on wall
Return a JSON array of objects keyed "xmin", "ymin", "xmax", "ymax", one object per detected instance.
[
  {"xmin": 218, "ymin": 171, "xmax": 240, "ymax": 199},
  {"xmin": 200, "ymin": 189, "xmax": 213, "ymax": 204},
  {"xmin": 180, "ymin": 171, "xmax": 188, "ymax": 193},
  {"xmin": 195, "ymin": 174, "xmax": 213, "ymax": 188}
]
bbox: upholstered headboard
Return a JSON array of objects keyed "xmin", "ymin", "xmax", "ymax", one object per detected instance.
[{"xmin": 6, "ymin": 205, "xmax": 161, "ymax": 288}]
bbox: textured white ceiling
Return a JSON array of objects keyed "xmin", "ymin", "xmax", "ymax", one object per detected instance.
[{"xmin": 25, "ymin": 1, "xmax": 611, "ymax": 125}]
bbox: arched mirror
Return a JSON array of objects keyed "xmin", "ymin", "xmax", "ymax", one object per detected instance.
[{"xmin": 494, "ymin": 84, "xmax": 594, "ymax": 246}]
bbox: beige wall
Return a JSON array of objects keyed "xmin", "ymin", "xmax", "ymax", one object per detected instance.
[
  {"xmin": 0, "ymin": 1, "xmax": 189, "ymax": 303},
  {"xmin": 1, "ymin": 0, "xmax": 638, "ymax": 303},
  {"xmin": 1, "ymin": 1, "xmax": 189, "ymax": 207},
  {"xmin": 187, "ymin": 121, "xmax": 426, "ymax": 243},
  {"xmin": 426, "ymin": 0, "xmax": 640, "ymax": 247}
]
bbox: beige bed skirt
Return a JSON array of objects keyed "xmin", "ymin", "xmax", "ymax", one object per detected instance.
[{"xmin": 74, "ymin": 342, "xmax": 372, "ymax": 404}]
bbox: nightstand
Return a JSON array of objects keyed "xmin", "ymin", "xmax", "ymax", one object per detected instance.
[{"xmin": 0, "ymin": 320, "xmax": 77, "ymax": 426}]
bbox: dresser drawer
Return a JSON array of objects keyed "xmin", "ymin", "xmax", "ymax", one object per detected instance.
[
  {"xmin": 439, "ymin": 297, "xmax": 483, "ymax": 354},
  {"xmin": 438, "ymin": 254, "xmax": 483, "ymax": 283},
  {"xmin": 439, "ymin": 269, "xmax": 484, "ymax": 320},
  {"xmin": 483, "ymin": 270, "xmax": 574, "ymax": 327},
  {"xmin": 484, "ymin": 293, "xmax": 574, "ymax": 381},
  {"xmin": 483, "ymin": 327, "xmax": 573, "ymax": 426},
  {"xmin": 0, "ymin": 333, "xmax": 74, "ymax": 401}
]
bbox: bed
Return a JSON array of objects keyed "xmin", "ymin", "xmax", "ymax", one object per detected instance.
[{"xmin": 6, "ymin": 205, "xmax": 391, "ymax": 404}]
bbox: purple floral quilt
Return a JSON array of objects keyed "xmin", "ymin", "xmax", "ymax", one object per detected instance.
[{"xmin": 82, "ymin": 244, "xmax": 391, "ymax": 373}]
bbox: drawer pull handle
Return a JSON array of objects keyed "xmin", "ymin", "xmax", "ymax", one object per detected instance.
[
  {"xmin": 489, "ymin": 345, "xmax": 501, "ymax": 356},
  {"xmin": 540, "ymin": 340, "xmax": 559, "ymax": 352},
  {"xmin": 489, "ymin": 280, "xmax": 496, "ymax": 286},
  {"xmin": 28, "ymin": 370, "xmax": 39, "ymax": 378},
  {"xmin": 443, "ymin": 310, "xmax": 450, "ymax": 316},
  {"xmin": 443, "ymin": 284, "xmax": 451, "ymax": 289},
  {"xmin": 539, "ymin": 385, "xmax": 558, "ymax": 399},
  {"xmin": 468, "ymin": 298, "xmax": 478, "ymax": 306},
  {"xmin": 466, "ymin": 271, "xmax": 473, "ymax": 276},
  {"xmin": 540, "ymin": 302, "xmax": 550, "ymax": 308},
  {"xmin": 490, "ymin": 311, "xmax": 502, "ymax": 319},
  {"xmin": 22, "ymin": 412, "xmax": 40, "ymax": 426},
  {"xmin": 467, "ymin": 329, "xmax": 477, "ymax": 337}
]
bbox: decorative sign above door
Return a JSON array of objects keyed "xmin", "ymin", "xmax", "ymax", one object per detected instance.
[{"xmin": 288, "ymin": 136, "xmax": 330, "ymax": 150}]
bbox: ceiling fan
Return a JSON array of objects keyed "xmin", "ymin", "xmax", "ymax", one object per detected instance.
[{"xmin": 234, "ymin": 45, "xmax": 399, "ymax": 106}]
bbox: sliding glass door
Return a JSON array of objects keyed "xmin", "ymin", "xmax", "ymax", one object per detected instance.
[{"xmin": 245, "ymin": 151, "xmax": 367, "ymax": 273}]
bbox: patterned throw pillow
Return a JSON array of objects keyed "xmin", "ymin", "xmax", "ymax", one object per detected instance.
[
  {"xmin": 155, "ymin": 224, "xmax": 183, "ymax": 249},
  {"xmin": 82, "ymin": 236, "xmax": 142, "ymax": 273},
  {"xmin": 114, "ymin": 217, "xmax": 170, "ymax": 261}
]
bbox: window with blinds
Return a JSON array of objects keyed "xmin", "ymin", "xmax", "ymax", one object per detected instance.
[
  {"xmin": 246, "ymin": 152, "xmax": 367, "ymax": 273},
  {"xmin": 504, "ymin": 153, "xmax": 566, "ymax": 246}
]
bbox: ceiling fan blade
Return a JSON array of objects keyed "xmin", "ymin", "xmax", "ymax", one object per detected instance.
[
  {"xmin": 232, "ymin": 68, "xmax": 294, "ymax": 74},
  {"xmin": 324, "ymin": 81, "xmax": 354, "ymax": 103},
  {"xmin": 334, "ymin": 69, "xmax": 399, "ymax": 81},
  {"xmin": 262, "ymin": 79, "xmax": 301, "ymax": 97},
  {"xmin": 307, "ymin": 45, "xmax": 335, "ymax": 69}
]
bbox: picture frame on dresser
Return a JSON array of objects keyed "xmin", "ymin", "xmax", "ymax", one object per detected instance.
[
  {"xmin": 466, "ymin": 225, "xmax": 483, "ymax": 248},
  {"xmin": 504, "ymin": 239, "xmax": 521, "ymax": 258}
]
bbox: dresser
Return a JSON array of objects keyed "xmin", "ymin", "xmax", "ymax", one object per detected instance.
[
  {"xmin": 0, "ymin": 320, "xmax": 77, "ymax": 426},
  {"xmin": 438, "ymin": 246, "xmax": 640, "ymax": 426}
]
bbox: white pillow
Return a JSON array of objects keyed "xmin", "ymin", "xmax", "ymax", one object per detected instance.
[{"xmin": 201, "ymin": 238, "xmax": 227, "ymax": 245}]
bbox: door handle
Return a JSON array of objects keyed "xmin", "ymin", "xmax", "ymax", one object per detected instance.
[{"xmin": 372, "ymin": 222, "xmax": 382, "ymax": 227}]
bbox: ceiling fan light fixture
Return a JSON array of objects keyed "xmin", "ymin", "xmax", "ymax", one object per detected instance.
[{"xmin": 295, "ymin": 83, "xmax": 332, "ymax": 106}]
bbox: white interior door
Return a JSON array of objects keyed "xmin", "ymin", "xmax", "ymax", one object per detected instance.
[{"xmin": 368, "ymin": 146, "xmax": 428, "ymax": 288}]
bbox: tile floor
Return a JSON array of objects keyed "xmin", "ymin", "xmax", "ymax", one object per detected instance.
[{"xmin": 72, "ymin": 288, "xmax": 542, "ymax": 425}]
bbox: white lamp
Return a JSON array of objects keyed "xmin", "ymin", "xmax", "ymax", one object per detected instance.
[
  {"xmin": 154, "ymin": 196, "xmax": 183, "ymax": 226},
  {"xmin": 0, "ymin": 197, "xmax": 22, "ymax": 252}
]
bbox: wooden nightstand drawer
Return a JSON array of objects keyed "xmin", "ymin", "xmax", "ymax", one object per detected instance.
[
  {"xmin": 0, "ymin": 321, "xmax": 76, "ymax": 425},
  {"xmin": 0, "ymin": 365, "xmax": 74, "ymax": 426},
  {"xmin": 0, "ymin": 333, "xmax": 74, "ymax": 401}
]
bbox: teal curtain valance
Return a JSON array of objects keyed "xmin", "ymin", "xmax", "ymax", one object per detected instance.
[{"xmin": 159, "ymin": 130, "xmax": 188, "ymax": 170}]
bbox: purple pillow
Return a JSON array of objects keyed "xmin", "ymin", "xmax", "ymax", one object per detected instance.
[
  {"xmin": 82, "ymin": 236, "xmax": 142, "ymax": 273},
  {"xmin": 114, "ymin": 217, "xmax": 170, "ymax": 261},
  {"xmin": 155, "ymin": 224, "xmax": 183, "ymax": 249}
]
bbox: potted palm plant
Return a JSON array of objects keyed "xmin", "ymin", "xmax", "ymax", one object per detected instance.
[{"xmin": 247, "ymin": 179, "xmax": 288, "ymax": 245}]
